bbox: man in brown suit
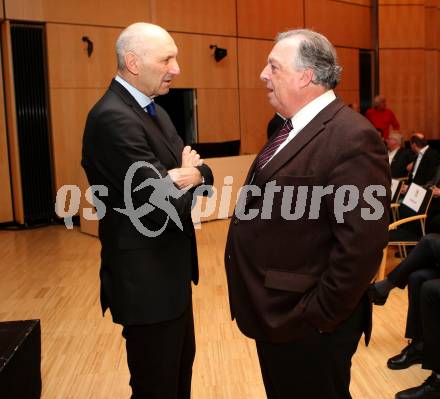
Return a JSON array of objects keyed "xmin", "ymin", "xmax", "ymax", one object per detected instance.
[{"xmin": 224, "ymin": 29, "xmax": 390, "ymax": 399}]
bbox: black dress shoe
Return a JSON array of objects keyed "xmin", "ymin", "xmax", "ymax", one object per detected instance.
[
  {"xmin": 388, "ymin": 342, "xmax": 423, "ymax": 370},
  {"xmin": 367, "ymin": 284, "xmax": 389, "ymax": 306},
  {"xmin": 395, "ymin": 373, "xmax": 440, "ymax": 399}
]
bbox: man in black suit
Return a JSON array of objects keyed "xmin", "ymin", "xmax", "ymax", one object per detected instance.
[
  {"xmin": 408, "ymin": 134, "xmax": 440, "ymax": 186},
  {"xmin": 369, "ymin": 235, "xmax": 440, "ymax": 399},
  {"xmin": 225, "ymin": 29, "xmax": 389, "ymax": 399},
  {"xmin": 82, "ymin": 22, "xmax": 213, "ymax": 399},
  {"xmin": 386, "ymin": 132, "xmax": 415, "ymax": 179}
]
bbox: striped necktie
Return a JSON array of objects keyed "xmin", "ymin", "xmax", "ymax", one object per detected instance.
[{"xmin": 254, "ymin": 118, "xmax": 293, "ymax": 173}]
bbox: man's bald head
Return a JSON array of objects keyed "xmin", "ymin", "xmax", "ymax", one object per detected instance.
[
  {"xmin": 114, "ymin": 22, "xmax": 180, "ymax": 98},
  {"xmin": 373, "ymin": 95, "xmax": 386, "ymax": 110},
  {"xmin": 116, "ymin": 22, "xmax": 174, "ymax": 71}
]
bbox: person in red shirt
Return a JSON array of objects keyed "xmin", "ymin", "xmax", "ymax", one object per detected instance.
[{"xmin": 365, "ymin": 95, "xmax": 400, "ymax": 139}]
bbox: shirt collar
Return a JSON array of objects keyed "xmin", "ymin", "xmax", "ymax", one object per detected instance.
[
  {"xmin": 289, "ymin": 90, "xmax": 337, "ymax": 133},
  {"xmin": 388, "ymin": 147, "xmax": 399, "ymax": 157},
  {"xmin": 115, "ymin": 74, "xmax": 153, "ymax": 109},
  {"xmin": 419, "ymin": 145, "xmax": 429, "ymax": 156}
]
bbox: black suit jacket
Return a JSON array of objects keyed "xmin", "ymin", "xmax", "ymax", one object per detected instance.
[
  {"xmin": 225, "ymin": 98, "xmax": 390, "ymax": 343},
  {"xmin": 82, "ymin": 79, "xmax": 213, "ymax": 325},
  {"xmin": 410, "ymin": 147, "xmax": 440, "ymax": 186},
  {"xmin": 390, "ymin": 148, "xmax": 415, "ymax": 179}
]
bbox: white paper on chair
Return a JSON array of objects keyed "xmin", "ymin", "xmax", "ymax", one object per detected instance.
[
  {"xmin": 391, "ymin": 179, "xmax": 400, "ymax": 200},
  {"xmin": 402, "ymin": 183, "xmax": 426, "ymax": 213}
]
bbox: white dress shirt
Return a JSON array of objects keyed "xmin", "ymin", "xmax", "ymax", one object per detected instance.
[
  {"xmin": 388, "ymin": 148, "xmax": 399, "ymax": 164},
  {"xmin": 412, "ymin": 145, "xmax": 429, "ymax": 177},
  {"xmin": 266, "ymin": 90, "xmax": 337, "ymax": 166},
  {"xmin": 115, "ymin": 74, "xmax": 154, "ymax": 109}
]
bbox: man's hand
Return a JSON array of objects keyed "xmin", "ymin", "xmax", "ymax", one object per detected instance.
[
  {"xmin": 401, "ymin": 184, "xmax": 408, "ymax": 194},
  {"xmin": 168, "ymin": 167, "xmax": 203, "ymax": 189},
  {"xmin": 432, "ymin": 186, "xmax": 440, "ymax": 198},
  {"xmin": 181, "ymin": 146, "xmax": 203, "ymax": 168}
]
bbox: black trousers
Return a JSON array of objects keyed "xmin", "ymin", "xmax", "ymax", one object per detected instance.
[
  {"xmin": 388, "ymin": 234, "xmax": 440, "ymax": 289},
  {"xmin": 256, "ymin": 297, "xmax": 368, "ymax": 399},
  {"xmin": 386, "ymin": 234, "xmax": 440, "ymax": 341},
  {"xmin": 403, "ymin": 269, "xmax": 440, "ymax": 341},
  {"xmin": 421, "ymin": 279, "xmax": 440, "ymax": 373},
  {"xmin": 122, "ymin": 303, "xmax": 195, "ymax": 399}
]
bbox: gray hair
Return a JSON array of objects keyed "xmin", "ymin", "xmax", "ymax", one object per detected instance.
[
  {"xmin": 389, "ymin": 131, "xmax": 403, "ymax": 145},
  {"xmin": 276, "ymin": 29, "xmax": 342, "ymax": 89},
  {"xmin": 115, "ymin": 22, "xmax": 158, "ymax": 71},
  {"xmin": 116, "ymin": 27, "xmax": 138, "ymax": 70}
]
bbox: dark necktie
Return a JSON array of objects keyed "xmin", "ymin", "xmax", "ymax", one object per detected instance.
[
  {"xmin": 145, "ymin": 101, "xmax": 156, "ymax": 117},
  {"xmin": 254, "ymin": 118, "xmax": 293, "ymax": 173}
]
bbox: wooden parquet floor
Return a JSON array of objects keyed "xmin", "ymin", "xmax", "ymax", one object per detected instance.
[{"xmin": 0, "ymin": 220, "xmax": 430, "ymax": 398}]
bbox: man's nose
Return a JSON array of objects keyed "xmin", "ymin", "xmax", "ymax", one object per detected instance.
[
  {"xmin": 260, "ymin": 64, "xmax": 270, "ymax": 82},
  {"xmin": 170, "ymin": 60, "xmax": 180, "ymax": 76}
]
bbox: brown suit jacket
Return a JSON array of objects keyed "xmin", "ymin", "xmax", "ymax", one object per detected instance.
[{"xmin": 225, "ymin": 98, "xmax": 390, "ymax": 343}]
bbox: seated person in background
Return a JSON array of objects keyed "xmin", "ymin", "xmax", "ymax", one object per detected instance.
[
  {"xmin": 387, "ymin": 132, "xmax": 415, "ymax": 178},
  {"xmin": 365, "ymin": 95, "xmax": 400, "ymax": 140},
  {"xmin": 369, "ymin": 234, "xmax": 440, "ymax": 399},
  {"xmin": 396, "ymin": 280, "xmax": 440, "ymax": 399},
  {"xmin": 425, "ymin": 166, "xmax": 440, "ymax": 234},
  {"xmin": 266, "ymin": 112, "xmax": 285, "ymax": 139},
  {"xmin": 401, "ymin": 134, "xmax": 440, "ymax": 194}
]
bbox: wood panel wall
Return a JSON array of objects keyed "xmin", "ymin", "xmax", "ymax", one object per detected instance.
[
  {"xmin": 172, "ymin": 33, "xmax": 238, "ymax": 89},
  {"xmin": 153, "ymin": 31, "xmax": 241, "ymax": 146},
  {"xmin": 196, "ymin": 89, "xmax": 240, "ymax": 143},
  {"xmin": 50, "ymin": 88, "xmax": 106, "ymax": 191},
  {"xmin": 238, "ymin": 38, "xmax": 274, "ymax": 154},
  {"xmin": 8, "ymin": 0, "xmax": 440, "ymax": 225},
  {"xmin": 379, "ymin": 1, "xmax": 440, "ymax": 138},
  {"xmin": 335, "ymin": 47, "xmax": 360, "ymax": 107},
  {"xmin": 150, "ymin": 0, "xmax": 236, "ymax": 36},
  {"xmin": 305, "ymin": 0, "xmax": 372, "ymax": 49},
  {"xmin": 0, "ymin": 40, "xmax": 13, "ymax": 223},
  {"xmin": 46, "ymin": 24, "xmax": 121, "ymax": 192},
  {"xmin": 237, "ymin": 0, "xmax": 304, "ymax": 40},
  {"xmin": 4, "ymin": 0, "xmax": 149, "ymax": 27},
  {"xmin": 1, "ymin": 21, "xmax": 23, "ymax": 223}
]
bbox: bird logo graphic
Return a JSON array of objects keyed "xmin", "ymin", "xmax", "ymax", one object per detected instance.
[{"xmin": 115, "ymin": 161, "xmax": 189, "ymax": 237}]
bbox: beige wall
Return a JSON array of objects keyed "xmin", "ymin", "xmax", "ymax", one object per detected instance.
[
  {"xmin": 0, "ymin": 39, "xmax": 13, "ymax": 223},
  {"xmin": 5, "ymin": 0, "xmax": 150, "ymax": 26},
  {"xmin": 4, "ymin": 0, "xmax": 439, "ymax": 223}
]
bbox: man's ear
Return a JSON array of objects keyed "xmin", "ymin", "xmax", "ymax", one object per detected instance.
[
  {"xmin": 125, "ymin": 52, "xmax": 139, "ymax": 75},
  {"xmin": 300, "ymin": 68, "xmax": 314, "ymax": 88}
]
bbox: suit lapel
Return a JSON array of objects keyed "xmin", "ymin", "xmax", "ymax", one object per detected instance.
[
  {"xmin": 253, "ymin": 98, "xmax": 345, "ymax": 187},
  {"xmin": 109, "ymin": 79, "xmax": 179, "ymax": 164},
  {"xmin": 132, "ymin": 104, "xmax": 180, "ymax": 163},
  {"xmin": 392, "ymin": 149, "xmax": 401, "ymax": 164},
  {"xmin": 243, "ymin": 156, "xmax": 259, "ymax": 185}
]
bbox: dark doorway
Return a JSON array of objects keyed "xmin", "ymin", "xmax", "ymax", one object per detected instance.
[
  {"xmin": 10, "ymin": 23, "xmax": 55, "ymax": 225},
  {"xmin": 154, "ymin": 89, "xmax": 197, "ymax": 145},
  {"xmin": 359, "ymin": 49, "xmax": 374, "ymax": 115}
]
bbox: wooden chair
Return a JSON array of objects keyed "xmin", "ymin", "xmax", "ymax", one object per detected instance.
[
  {"xmin": 377, "ymin": 184, "xmax": 433, "ymax": 280},
  {"xmin": 390, "ymin": 179, "xmax": 404, "ymax": 222}
]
